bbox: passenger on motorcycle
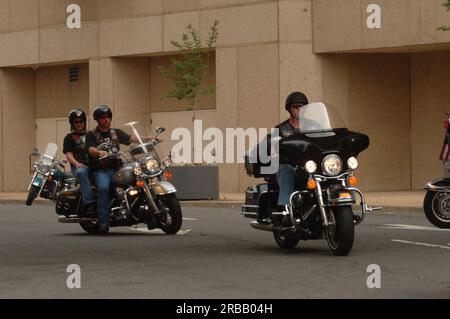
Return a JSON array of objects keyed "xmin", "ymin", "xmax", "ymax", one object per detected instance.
[{"xmin": 63, "ymin": 109, "xmax": 96, "ymax": 215}]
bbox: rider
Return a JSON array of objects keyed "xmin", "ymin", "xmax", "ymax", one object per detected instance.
[
  {"xmin": 63, "ymin": 109, "xmax": 96, "ymax": 215},
  {"xmin": 86, "ymin": 105, "xmax": 157, "ymax": 235},
  {"xmin": 273, "ymin": 91, "xmax": 309, "ymax": 215}
]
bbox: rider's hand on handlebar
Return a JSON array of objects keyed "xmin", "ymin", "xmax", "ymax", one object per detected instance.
[
  {"xmin": 98, "ymin": 150, "xmax": 109, "ymax": 158},
  {"xmin": 75, "ymin": 162, "xmax": 87, "ymax": 169}
]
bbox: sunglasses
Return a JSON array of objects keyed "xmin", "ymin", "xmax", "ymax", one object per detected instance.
[
  {"xmin": 74, "ymin": 120, "xmax": 85, "ymax": 124},
  {"xmin": 290, "ymin": 104, "xmax": 304, "ymax": 109}
]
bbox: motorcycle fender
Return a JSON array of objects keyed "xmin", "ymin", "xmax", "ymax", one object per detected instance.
[
  {"xmin": 151, "ymin": 181, "xmax": 177, "ymax": 195},
  {"xmin": 31, "ymin": 174, "xmax": 44, "ymax": 188},
  {"xmin": 425, "ymin": 178, "xmax": 450, "ymax": 191}
]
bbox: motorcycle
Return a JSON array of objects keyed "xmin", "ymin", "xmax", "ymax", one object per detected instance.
[
  {"xmin": 26, "ymin": 143, "xmax": 75, "ymax": 206},
  {"xmin": 423, "ymin": 113, "xmax": 450, "ymax": 229},
  {"xmin": 242, "ymin": 102, "xmax": 381, "ymax": 256},
  {"xmin": 56, "ymin": 122, "xmax": 183, "ymax": 235}
]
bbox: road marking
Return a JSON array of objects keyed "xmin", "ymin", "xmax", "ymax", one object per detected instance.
[
  {"xmin": 391, "ymin": 239, "xmax": 450, "ymax": 250},
  {"xmin": 183, "ymin": 217, "xmax": 199, "ymax": 221},
  {"xmin": 130, "ymin": 227, "xmax": 192, "ymax": 235},
  {"xmin": 382, "ymin": 224, "xmax": 450, "ymax": 232}
]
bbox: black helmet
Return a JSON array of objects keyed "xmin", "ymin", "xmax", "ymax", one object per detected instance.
[
  {"xmin": 285, "ymin": 92, "xmax": 309, "ymax": 111},
  {"xmin": 69, "ymin": 109, "xmax": 86, "ymax": 128},
  {"xmin": 93, "ymin": 105, "xmax": 112, "ymax": 121}
]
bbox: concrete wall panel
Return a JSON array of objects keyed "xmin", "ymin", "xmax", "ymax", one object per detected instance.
[
  {"xmin": 40, "ymin": 22, "xmax": 99, "ymax": 63},
  {"xmin": 99, "ymin": 16, "xmax": 163, "ymax": 57},
  {"xmin": 279, "ymin": 0, "xmax": 312, "ymax": 43},
  {"xmin": 0, "ymin": 0, "xmax": 10, "ymax": 33},
  {"xmin": 98, "ymin": 0, "xmax": 133, "ymax": 20},
  {"xmin": 163, "ymin": 0, "xmax": 199, "ymax": 14},
  {"xmin": 40, "ymin": 0, "xmax": 66, "ymax": 27},
  {"xmin": 1, "ymin": 69, "xmax": 35, "ymax": 192},
  {"xmin": 0, "ymin": 30, "xmax": 39, "ymax": 67},
  {"xmin": 164, "ymin": 11, "xmax": 200, "ymax": 52},
  {"xmin": 133, "ymin": 0, "xmax": 164, "ymax": 16},
  {"xmin": 200, "ymin": 2, "xmax": 278, "ymax": 47},
  {"xmin": 66, "ymin": 0, "xmax": 98, "ymax": 21},
  {"xmin": 10, "ymin": 0, "xmax": 39, "ymax": 31}
]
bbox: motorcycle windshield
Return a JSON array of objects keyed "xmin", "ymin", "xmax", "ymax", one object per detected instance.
[
  {"xmin": 296, "ymin": 102, "xmax": 347, "ymax": 134},
  {"xmin": 123, "ymin": 122, "xmax": 155, "ymax": 157},
  {"xmin": 42, "ymin": 143, "xmax": 58, "ymax": 164}
]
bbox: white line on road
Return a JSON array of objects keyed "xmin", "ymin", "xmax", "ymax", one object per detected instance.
[
  {"xmin": 382, "ymin": 224, "xmax": 450, "ymax": 232},
  {"xmin": 391, "ymin": 239, "xmax": 450, "ymax": 250},
  {"xmin": 183, "ymin": 218, "xmax": 199, "ymax": 221},
  {"xmin": 130, "ymin": 228, "xmax": 192, "ymax": 235}
]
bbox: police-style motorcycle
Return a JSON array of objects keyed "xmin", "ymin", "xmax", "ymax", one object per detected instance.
[
  {"xmin": 242, "ymin": 102, "xmax": 381, "ymax": 256},
  {"xmin": 56, "ymin": 122, "xmax": 182, "ymax": 235},
  {"xmin": 26, "ymin": 143, "xmax": 75, "ymax": 206}
]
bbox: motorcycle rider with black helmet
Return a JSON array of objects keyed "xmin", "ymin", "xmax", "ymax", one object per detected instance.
[
  {"xmin": 272, "ymin": 91, "xmax": 309, "ymax": 216},
  {"xmin": 86, "ymin": 105, "xmax": 157, "ymax": 235},
  {"xmin": 63, "ymin": 109, "xmax": 96, "ymax": 215}
]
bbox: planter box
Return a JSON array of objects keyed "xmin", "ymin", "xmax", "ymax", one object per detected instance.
[{"xmin": 169, "ymin": 166, "xmax": 219, "ymax": 200}]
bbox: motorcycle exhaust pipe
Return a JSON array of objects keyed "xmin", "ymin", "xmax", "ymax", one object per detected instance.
[
  {"xmin": 58, "ymin": 216, "xmax": 98, "ymax": 223},
  {"xmin": 250, "ymin": 220, "xmax": 294, "ymax": 233}
]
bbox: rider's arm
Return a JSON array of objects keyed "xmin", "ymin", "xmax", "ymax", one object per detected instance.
[
  {"xmin": 88, "ymin": 147, "xmax": 108, "ymax": 158},
  {"xmin": 66, "ymin": 152, "xmax": 84, "ymax": 168}
]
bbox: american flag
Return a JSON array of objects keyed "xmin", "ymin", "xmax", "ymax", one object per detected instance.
[{"xmin": 439, "ymin": 126, "xmax": 450, "ymax": 161}]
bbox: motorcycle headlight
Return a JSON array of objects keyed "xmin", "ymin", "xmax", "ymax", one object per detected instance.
[
  {"xmin": 162, "ymin": 156, "xmax": 172, "ymax": 168},
  {"xmin": 144, "ymin": 158, "xmax": 161, "ymax": 174},
  {"xmin": 36, "ymin": 163, "xmax": 50, "ymax": 175},
  {"xmin": 305, "ymin": 160, "xmax": 317, "ymax": 174},
  {"xmin": 347, "ymin": 157, "xmax": 359, "ymax": 170},
  {"xmin": 321, "ymin": 155, "xmax": 343, "ymax": 176}
]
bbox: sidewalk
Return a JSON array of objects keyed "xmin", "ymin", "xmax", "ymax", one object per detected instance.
[{"xmin": 0, "ymin": 191, "xmax": 426, "ymax": 213}]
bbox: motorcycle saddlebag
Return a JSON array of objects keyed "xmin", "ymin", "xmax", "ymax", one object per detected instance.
[{"xmin": 55, "ymin": 189, "xmax": 80, "ymax": 216}]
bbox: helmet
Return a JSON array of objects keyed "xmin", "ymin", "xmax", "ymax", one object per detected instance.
[
  {"xmin": 285, "ymin": 92, "xmax": 309, "ymax": 111},
  {"xmin": 68, "ymin": 109, "xmax": 86, "ymax": 128},
  {"xmin": 93, "ymin": 105, "xmax": 112, "ymax": 121}
]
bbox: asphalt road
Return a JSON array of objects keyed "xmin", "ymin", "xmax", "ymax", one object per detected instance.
[{"xmin": 0, "ymin": 202, "xmax": 449, "ymax": 299}]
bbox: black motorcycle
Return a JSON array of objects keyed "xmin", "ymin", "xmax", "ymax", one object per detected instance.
[
  {"xmin": 242, "ymin": 102, "xmax": 381, "ymax": 256},
  {"xmin": 56, "ymin": 122, "xmax": 183, "ymax": 235},
  {"xmin": 423, "ymin": 113, "xmax": 450, "ymax": 228}
]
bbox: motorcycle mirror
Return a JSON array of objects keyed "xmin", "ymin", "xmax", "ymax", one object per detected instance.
[
  {"xmin": 31, "ymin": 148, "xmax": 39, "ymax": 156},
  {"xmin": 156, "ymin": 127, "xmax": 166, "ymax": 135}
]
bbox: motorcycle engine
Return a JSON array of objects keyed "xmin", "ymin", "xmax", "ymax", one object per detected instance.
[{"xmin": 55, "ymin": 190, "xmax": 79, "ymax": 216}]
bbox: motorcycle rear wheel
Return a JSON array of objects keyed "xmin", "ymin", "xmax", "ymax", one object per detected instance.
[
  {"xmin": 325, "ymin": 206, "xmax": 354, "ymax": 256},
  {"xmin": 26, "ymin": 185, "xmax": 40, "ymax": 206},
  {"xmin": 273, "ymin": 231, "xmax": 300, "ymax": 249},
  {"xmin": 156, "ymin": 194, "xmax": 182, "ymax": 235},
  {"xmin": 423, "ymin": 191, "xmax": 450, "ymax": 229}
]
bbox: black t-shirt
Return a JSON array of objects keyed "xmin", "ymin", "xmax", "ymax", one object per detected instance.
[
  {"xmin": 86, "ymin": 127, "xmax": 131, "ymax": 170},
  {"xmin": 276, "ymin": 120, "xmax": 300, "ymax": 138},
  {"xmin": 63, "ymin": 132, "xmax": 88, "ymax": 167}
]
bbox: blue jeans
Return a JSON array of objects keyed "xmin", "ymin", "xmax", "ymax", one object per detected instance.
[
  {"xmin": 71, "ymin": 167, "xmax": 95, "ymax": 205},
  {"xmin": 94, "ymin": 170, "xmax": 116, "ymax": 225},
  {"xmin": 276, "ymin": 164, "xmax": 297, "ymax": 206}
]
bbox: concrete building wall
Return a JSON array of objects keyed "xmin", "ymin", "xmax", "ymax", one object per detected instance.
[
  {"xmin": 313, "ymin": 0, "xmax": 450, "ymax": 53},
  {"xmin": 35, "ymin": 63, "xmax": 89, "ymax": 119},
  {"xmin": 0, "ymin": 68, "xmax": 35, "ymax": 192}
]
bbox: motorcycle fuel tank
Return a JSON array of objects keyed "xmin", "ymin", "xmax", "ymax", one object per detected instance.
[{"xmin": 113, "ymin": 164, "xmax": 137, "ymax": 186}]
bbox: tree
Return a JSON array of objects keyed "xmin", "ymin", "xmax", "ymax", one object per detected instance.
[
  {"xmin": 438, "ymin": 1, "xmax": 450, "ymax": 31},
  {"xmin": 159, "ymin": 20, "xmax": 219, "ymax": 120}
]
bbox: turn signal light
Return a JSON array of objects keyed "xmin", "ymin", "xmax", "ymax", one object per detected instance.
[
  {"xmin": 307, "ymin": 179, "xmax": 317, "ymax": 190},
  {"xmin": 164, "ymin": 170, "xmax": 173, "ymax": 180},
  {"xmin": 136, "ymin": 180, "xmax": 144, "ymax": 188},
  {"xmin": 348, "ymin": 176, "xmax": 358, "ymax": 187}
]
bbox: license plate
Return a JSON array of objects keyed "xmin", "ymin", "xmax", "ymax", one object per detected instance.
[{"xmin": 339, "ymin": 192, "xmax": 352, "ymax": 200}]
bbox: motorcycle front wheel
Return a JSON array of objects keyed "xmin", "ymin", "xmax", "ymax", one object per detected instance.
[
  {"xmin": 156, "ymin": 194, "xmax": 182, "ymax": 235},
  {"xmin": 423, "ymin": 191, "xmax": 450, "ymax": 229},
  {"xmin": 26, "ymin": 185, "xmax": 40, "ymax": 206},
  {"xmin": 325, "ymin": 206, "xmax": 354, "ymax": 256}
]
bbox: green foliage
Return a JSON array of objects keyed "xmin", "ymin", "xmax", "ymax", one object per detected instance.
[
  {"xmin": 438, "ymin": 1, "xmax": 450, "ymax": 31},
  {"xmin": 159, "ymin": 20, "xmax": 219, "ymax": 108}
]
